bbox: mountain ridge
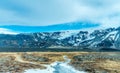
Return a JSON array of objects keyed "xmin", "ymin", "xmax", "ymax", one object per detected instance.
[{"xmin": 0, "ymin": 26, "xmax": 120, "ymax": 51}]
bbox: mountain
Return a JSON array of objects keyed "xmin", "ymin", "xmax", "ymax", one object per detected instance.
[{"xmin": 0, "ymin": 27, "xmax": 120, "ymax": 51}]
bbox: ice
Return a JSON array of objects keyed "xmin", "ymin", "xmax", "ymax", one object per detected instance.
[{"xmin": 25, "ymin": 56, "xmax": 86, "ymax": 73}]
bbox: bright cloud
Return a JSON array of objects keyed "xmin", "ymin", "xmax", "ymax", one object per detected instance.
[
  {"xmin": 0, "ymin": 0, "xmax": 120, "ymax": 28},
  {"xmin": 0, "ymin": 28, "xmax": 18, "ymax": 34}
]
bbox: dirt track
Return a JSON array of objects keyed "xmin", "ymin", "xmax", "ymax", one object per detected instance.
[{"xmin": 0, "ymin": 52, "xmax": 120, "ymax": 73}]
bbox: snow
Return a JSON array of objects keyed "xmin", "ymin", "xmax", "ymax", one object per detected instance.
[
  {"xmin": 114, "ymin": 31, "xmax": 120, "ymax": 41},
  {"xmin": 25, "ymin": 62, "xmax": 86, "ymax": 73},
  {"xmin": 25, "ymin": 56, "xmax": 86, "ymax": 73},
  {"xmin": 24, "ymin": 69, "xmax": 53, "ymax": 73},
  {"xmin": 115, "ymin": 34, "xmax": 119, "ymax": 41},
  {"xmin": 36, "ymin": 33, "xmax": 40, "ymax": 37},
  {"xmin": 102, "ymin": 31, "xmax": 118, "ymax": 41},
  {"xmin": 58, "ymin": 30, "xmax": 79, "ymax": 39}
]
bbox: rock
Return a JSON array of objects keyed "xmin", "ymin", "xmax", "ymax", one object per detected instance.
[{"xmin": 23, "ymin": 54, "xmax": 49, "ymax": 62}]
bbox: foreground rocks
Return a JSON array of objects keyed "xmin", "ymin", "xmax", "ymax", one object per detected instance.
[
  {"xmin": 0, "ymin": 55, "xmax": 45, "ymax": 73},
  {"xmin": 22, "ymin": 53, "xmax": 49, "ymax": 62},
  {"xmin": 0, "ymin": 52, "xmax": 120, "ymax": 73},
  {"xmin": 71, "ymin": 52, "xmax": 120, "ymax": 73}
]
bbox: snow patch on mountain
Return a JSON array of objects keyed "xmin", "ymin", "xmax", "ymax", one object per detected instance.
[{"xmin": 59, "ymin": 30, "xmax": 79, "ymax": 39}]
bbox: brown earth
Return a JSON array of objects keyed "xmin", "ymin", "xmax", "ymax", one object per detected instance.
[{"xmin": 0, "ymin": 52, "xmax": 120, "ymax": 73}]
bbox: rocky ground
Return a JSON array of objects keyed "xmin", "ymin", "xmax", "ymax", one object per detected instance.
[
  {"xmin": 0, "ymin": 52, "xmax": 82, "ymax": 73},
  {"xmin": 71, "ymin": 52, "xmax": 120, "ymax": 73},
  {"xmin": 0, "ymin": 52, "xmax": 120, "ymax": 73},
  {"xmin": 0, "ymin": 54, "xmax": 45, "ymax": 73}
]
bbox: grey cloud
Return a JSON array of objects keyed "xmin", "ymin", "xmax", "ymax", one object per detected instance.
[{"xmin": 0, "ymin": 0, "xmax": 120, "ymax": 27}]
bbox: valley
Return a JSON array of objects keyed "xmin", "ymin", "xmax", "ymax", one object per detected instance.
[{"xmin": 0, "ymin": 52, "xmax": 120, "ymax": 73}]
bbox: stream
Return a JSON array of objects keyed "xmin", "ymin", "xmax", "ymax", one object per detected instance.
[{"xmin": 25, "ymin": 56, "xmax": 86, "ymax": 73}]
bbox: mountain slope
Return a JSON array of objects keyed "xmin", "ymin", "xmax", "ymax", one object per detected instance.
[{"xmin": 0, "ymin": 27, "xmax": 120, "ymax": 50}]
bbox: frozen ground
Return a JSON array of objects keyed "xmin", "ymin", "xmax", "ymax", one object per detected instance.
[{"xmin": 25, "ymin": 56, "xmax": 86, "ymax": 73}]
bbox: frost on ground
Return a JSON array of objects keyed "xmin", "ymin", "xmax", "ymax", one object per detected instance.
[
  {"xmin": 1, "ymin": 52, "xmax": 120, "ymax": 73},
  {"xmin": 25, "ymin": 57, "xmax": 86, "ymax": 73}
]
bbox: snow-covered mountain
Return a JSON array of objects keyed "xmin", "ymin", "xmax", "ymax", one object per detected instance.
[{"xmin": 0, "ymin": 27, "xmax": 120, "ymax": 50}]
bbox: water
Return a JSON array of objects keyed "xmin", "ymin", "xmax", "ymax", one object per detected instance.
[{"xmin": 25, "ymin": 56, "xmax": 86, "ymax": 73}]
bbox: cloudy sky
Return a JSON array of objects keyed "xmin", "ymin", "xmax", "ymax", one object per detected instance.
[{"xmin": 0, "ymin": 0, "xmax": 120, "ymax": 33}]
